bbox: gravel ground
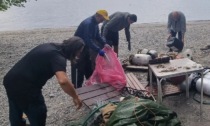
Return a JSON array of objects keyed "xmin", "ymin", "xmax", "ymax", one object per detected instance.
[{"xmin": 0, "ymin": 21, "xmax": 210, "ymax": 126}]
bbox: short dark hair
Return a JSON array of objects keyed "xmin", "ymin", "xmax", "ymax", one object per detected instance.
[{"xmin": 129, "ymin": 14, "xmax": 137, "ymax": 22}]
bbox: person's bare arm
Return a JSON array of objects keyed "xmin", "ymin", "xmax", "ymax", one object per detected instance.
[{"xmin": 55, "ymin": 71, "xmax": 82, "ymax": 109}]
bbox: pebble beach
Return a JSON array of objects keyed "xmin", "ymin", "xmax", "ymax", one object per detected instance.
[{"xmin": 0, "ymin": 21, "xmax": 210, "ymax": 126}]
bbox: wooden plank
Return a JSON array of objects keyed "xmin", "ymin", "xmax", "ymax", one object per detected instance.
[
  {"xmin": 79, "ymin": 86, "xmax": 116, "ymax": 101},
  {"xmin": 162, "ymin": 84, "xmax": 181, "ymax": 96},
  {"xmin": 126, "ymin": 73, "xmax": 141, "ymax": 90},
  {"xmin": 125, "ymin": 65, "xmax": 148, "ymax": 70},
  {"xmin": 89, "ymin": 95, "xmax": 122, "ymax": 108},
  {"xmin": 83, "ymin": 90, "xmax": 121, "ymax": 106},
  {"xmin": 76, "ymin": 83, "xmax": 110, "ymax": 95},
  {"xmin": 129, "ymin": 73, "xmax": 146, "ymax": 91},
  {"xmin": 76, "ymin": 83, "xmax": 122, "ymax": 109},
  {"xmin": 126, "ymin": 74, "xmax": 138, "ymax": 89},
  {"xmin": 126, "ymin": 73, "xmax": 149, "ymax": 97}
]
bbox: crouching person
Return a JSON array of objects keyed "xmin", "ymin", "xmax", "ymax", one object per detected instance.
[{"xmin": 3, "ymin": 36, "xmax": 84, "ymax": 126}]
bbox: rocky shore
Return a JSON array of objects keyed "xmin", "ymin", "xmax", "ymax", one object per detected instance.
[{"xmin": 0, "ymin": 21, "xmax": 210, "ymax": 126}]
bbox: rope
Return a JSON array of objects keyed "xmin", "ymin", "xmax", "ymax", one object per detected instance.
[{"xmin": 133, "ymin": 97, "xmax": 157, "ymax": 126}]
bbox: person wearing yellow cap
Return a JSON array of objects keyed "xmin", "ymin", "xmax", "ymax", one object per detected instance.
[{"xmin": 72, "ymin": 10, "xmax": 110, "ymax": 88}]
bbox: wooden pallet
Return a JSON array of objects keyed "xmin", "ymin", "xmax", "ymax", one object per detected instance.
[
  {"xmin": 125, "ymin": 65, "xmax": 148, "ymax": 70},
  {"xmin": 76, "ymin": 73, "xmax": 150, "ymax": 109},
  {"xmin": 76, "ymin": 83, "xmax": 121, "ymax": 109},
  {"xmin": 125, "ymin": 73, "xmax": 149, "ymax": 97}
]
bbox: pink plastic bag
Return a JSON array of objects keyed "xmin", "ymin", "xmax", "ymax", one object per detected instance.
[{"xmin": 85, "ymin": 47, "xmax": 126, "ymax": 90}]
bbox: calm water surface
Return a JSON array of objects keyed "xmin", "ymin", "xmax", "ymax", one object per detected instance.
[{"xmin": 0, "ymin": 0, "xmax": 210, "ymax": 31}]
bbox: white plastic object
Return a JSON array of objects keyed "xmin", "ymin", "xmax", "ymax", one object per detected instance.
[
  {"xmin": 196, "ymin": 78, "xmax": 210, "ymax": 96},
  {"xmin": 131, "ymin": 54, "xmax": 152, "ymax": 65},
  {"xmin": 204, "ymin": 72, "xmax": 210, "ymax": 79},
  {"xmin": 141, "ymin": 48, "xmax": 149, "ymax": 54},
  {"xmin": 180, "ymin": 73, "xmax": 198, "ymax": 90},
  {"xmin": 182, "ymin": 49, "xmax": 193, "ymax": 60}
]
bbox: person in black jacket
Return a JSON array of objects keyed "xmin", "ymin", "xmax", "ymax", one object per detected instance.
[{"xmin": 3, "ymin": 36, "xmax": 84, "ymax": 126}]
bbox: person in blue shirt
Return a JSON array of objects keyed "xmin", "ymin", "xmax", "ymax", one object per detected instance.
[{"xmin": 72, "ymin": 10, "xmax": 110, "ymax": 88}]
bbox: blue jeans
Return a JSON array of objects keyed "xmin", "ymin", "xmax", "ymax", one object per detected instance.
[{"xmin": 8, "ymin": 91, "xmax": 47, "ymax": 126}]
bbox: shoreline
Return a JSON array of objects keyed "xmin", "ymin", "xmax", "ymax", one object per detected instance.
[{"xmin": 1, "ymin": 20, "xmax": 210, "ymax": 33}]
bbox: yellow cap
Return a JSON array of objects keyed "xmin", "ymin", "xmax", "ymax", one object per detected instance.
[{"xmin": 96, "ymin": 10, "xmax": 109, "ymax": 20}]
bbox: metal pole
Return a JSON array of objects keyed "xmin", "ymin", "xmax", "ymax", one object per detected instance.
[{"xmin": 76, "ymin": 68, "xmax": 78, "ymax": 88}]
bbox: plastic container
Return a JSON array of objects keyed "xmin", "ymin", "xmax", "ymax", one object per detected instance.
[
  {"xmin": 131, "ymin": 54, "xmax": 152, "ymax": 65},
  {"xmin": 204, "ymin": 72, "xmax": 210, "ymax": 79},
  {"xmin": 147, "ymin": 50, "xmax": 158, "ymax": 59},
  {"xmin": 196, "ymin": 78, "xmax": 210, "ymax": 96},
  {"xmin": 140, "ymin": 48, "xmax": 149, "ymax": 54},
  {"xmin": 180, "ymin": 73, "xmax": 198, "ymax": 91},
  {"xmin": 182, "ymin": 49, "xmax": 193, "ymax": 60}
]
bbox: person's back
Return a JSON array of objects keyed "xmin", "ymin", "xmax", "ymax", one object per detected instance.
[
  {"xmin": 4, "ymin": 43, "xmax": 66, "ymax": 94},
  {"xmin": 71, "ymin": 10, "xmax": 109, "ymax": 88},
  {"xmin": 3, "ymin": 37, "xmax": 84, "ymax": 126},
  {"xmin": 101, "ymin": 11, "xmax": 137, "ymax": 55},
  {"xmin": 102, "ymin": 12, "xmax": 130, "ymax": 32},
  {"xmin": 74, "ymin": 16, "xmax": 99, "ymax": 50},
  {"xmin": 167, "ymin": 11, "xmax": 186, "ymax": 33}
]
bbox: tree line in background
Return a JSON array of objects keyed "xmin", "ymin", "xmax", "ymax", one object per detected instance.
[{"xmin": 0, "ymin": 0, "xmax": 34, "ymax": 11}]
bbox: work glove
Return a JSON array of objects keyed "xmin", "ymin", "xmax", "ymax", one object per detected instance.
[
  {"xmin": 128, "ymin": 41, "xmax": 131, "ymax": 51},
  {"xmin": 99, "ymin": 50, "xmax": 105, "ymax": 56}
]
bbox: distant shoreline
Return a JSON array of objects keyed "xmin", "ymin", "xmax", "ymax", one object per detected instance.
[{"xmin": 1, "ymin": 20, "xmax": 210, "ymax": 33}]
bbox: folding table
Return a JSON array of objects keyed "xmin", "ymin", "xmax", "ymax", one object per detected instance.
[{"xmin": 148, "ymin": 58, "xmax": 204, "ymax": 114}]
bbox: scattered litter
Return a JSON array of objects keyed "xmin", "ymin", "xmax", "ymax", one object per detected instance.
[
  {"xmin": 160, "ymin": 67, "xmax": 177, "ymax": 72},
  {"xmin": 156, "ymin": 64, "xmax": 165, "ymax": 68},
  {"xmin": 49, "ymin": 93, "xmax": 55, "ymax": 98}
]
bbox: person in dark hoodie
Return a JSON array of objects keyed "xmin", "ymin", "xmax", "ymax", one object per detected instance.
[
  {"xmin": 101, "ymin": 12, "xmax": 137, "ymax": 56},
  {"xmin": 72, "ymin": 10, "xmax": 110, "ymax": 88},
  {"xmin": 3, "ymin": 36, "xmax": 84, "ymax": 126}
]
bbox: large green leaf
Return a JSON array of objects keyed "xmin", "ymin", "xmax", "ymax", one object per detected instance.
[{"xmin": 106, "ymin": 97, "xmax": 181, "ymax": 126}]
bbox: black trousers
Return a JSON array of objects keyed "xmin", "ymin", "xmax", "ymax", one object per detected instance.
[
  {"xmin": 71, "ymin": 48, "xmax": 97, "ymax": 88},
  {"xmin": 170, "ymin": 30, "xmax": 182, "ymax": 42},
  {"xmin": 105, "ymin": 30, "xmax": 119, "ymax": 46},
  {"xmin": 5, "ymin": 89, "xmax": 47, "ymax": 126},
  {"xmin": 169, "ymin": 30, "xmax": 183, "ymax": 52}
]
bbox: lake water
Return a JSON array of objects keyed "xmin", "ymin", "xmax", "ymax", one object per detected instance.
[{"xmin": 0, "ymin": 0, "xmax": 210, "ymax": 31}]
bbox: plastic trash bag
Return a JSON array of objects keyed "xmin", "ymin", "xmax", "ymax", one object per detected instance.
[{"xmin": 85, "ymin": 47, "xmax": 126, "ymax": 90}]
